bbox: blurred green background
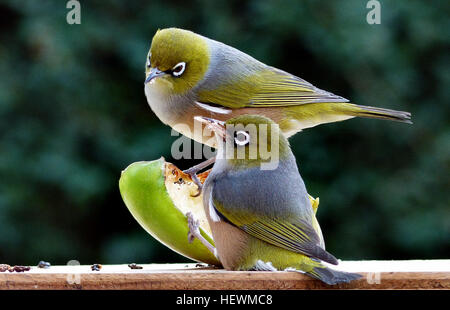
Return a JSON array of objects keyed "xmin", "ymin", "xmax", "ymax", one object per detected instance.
[{"xmin": 0, "ymin": 0, "xmax": 448, "ymax": 266}]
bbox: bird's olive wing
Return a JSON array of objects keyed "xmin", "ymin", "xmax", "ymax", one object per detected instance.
[
  {"xmin": 210, "ymin": 190, "xmax": 338, "ymax": 265},
  {"xmin": 197, "ymin": 68, "xmax": 348, "ymax": 109}
]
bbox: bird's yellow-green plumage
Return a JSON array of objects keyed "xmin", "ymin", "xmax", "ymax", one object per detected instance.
[
  {"xmin": 147, "ymin": 28, "xmax": 210, "ymax": 95},
  {"xmin": 222, "ymin": 115, "xmax": 291, "ymax": 169},
  {"xmin": 144, "ymin": 28, "xmax": 411, "ymax": 146},
  {"xmin": 235, "ymin": 234, "xmax": 323, "ymax": 271},
  {"xmin": 201, "ymin": 115, "xmax": 361, "ymax": 284},
  {"xmin": 198, "ymin": 69, "xmax": 318, "ymax": 109},
  {"xmin": 232, "ymin": 196, "xmax": 324, "ymax": 272}
]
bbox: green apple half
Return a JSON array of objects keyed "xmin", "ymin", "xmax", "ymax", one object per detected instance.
[{"xmin": 119, "ymin": 157, "xmax": 221, "ymax": 266}]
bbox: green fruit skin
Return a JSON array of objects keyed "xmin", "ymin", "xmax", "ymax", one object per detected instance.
[{"xmin": 119, "ymin": 158, "xmax": 220, "ymax": 266}]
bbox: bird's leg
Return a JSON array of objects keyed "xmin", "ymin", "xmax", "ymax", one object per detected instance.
[
  {"xmin": 187, "ymin": 212, "xmax": 218, "ymax": 259},
  {"xmin": 183, "ymin": 156, "xmax": 216, "ymax": 196}
]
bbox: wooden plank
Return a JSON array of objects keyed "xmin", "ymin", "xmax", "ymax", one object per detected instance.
[{"xmin": 0, "ymin": 260, "xmax": 449, "ymax": 290}]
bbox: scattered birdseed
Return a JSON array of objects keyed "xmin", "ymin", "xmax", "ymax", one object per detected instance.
[
  {"xmin": 2, "ymin": 265, "xmax": 31, "ymax": 272},
  {"xmin": 174, "ymin": 177, "xmax": 184, "ymax": 185},
  {"xmin": 13, "ymin": 266, "xmax": 30, "ymax": 272},
  {"xmin": 91, "ymin": 264, "xmax": 102, "ymax": 271},
  {"xmin": 0, "ymin": 264, "xmax": 10, "ymax": 272},
  {"xmin": 128, "ymin": 263, "xmax": 143, "ymax": 270},
  {"xmin": 37, "ymin": 261, "xmax": 51, "ymax": 269}
]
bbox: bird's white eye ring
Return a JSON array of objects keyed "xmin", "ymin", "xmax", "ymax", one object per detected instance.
[
  {"xmin": 172, "ymin": 62, "xmax": 186, "ymax": 77},
  {"xmin": 146, "ymin": 53, "xmax": 151, "ymax": 68},
  {"xmin": 234, "ymin": 130, "xmax": 250, "ymax": 146}
]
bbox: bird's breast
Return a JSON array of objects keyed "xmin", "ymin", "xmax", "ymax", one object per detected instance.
[
  {"xmin": 144, "ymin": 82, "xmax": 179, "ymax": 125},
  {"xmin": 145, "ymin": 83, "xmax": 227, "ymax": 146}
]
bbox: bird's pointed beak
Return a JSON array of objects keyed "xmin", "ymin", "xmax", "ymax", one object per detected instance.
[
  {"xmin": 194, "ymin": 116, "xmax": 226, "ymax": 141},
  {"xmin": 145, "ymin": 67, "xmax": 166, "ymax": 84}
]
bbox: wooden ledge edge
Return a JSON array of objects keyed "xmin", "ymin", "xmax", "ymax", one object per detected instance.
[{"xmin": 0, "ymin": 261, "xmax": 449, "ymax": 290}]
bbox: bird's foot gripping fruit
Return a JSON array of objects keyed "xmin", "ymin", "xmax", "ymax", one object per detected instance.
[
  {"xmin": 119, "ymin": 157, "xmax": 320, "ymax": 267},
  {"xmin": 119, "ymin": 157, "xmax": 221, "ymax": 266}
]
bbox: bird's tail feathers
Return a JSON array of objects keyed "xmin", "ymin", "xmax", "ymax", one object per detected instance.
[
  {"xmin": 344, "ymin": 103, "xmax": 412, "ymax": 124},
  {"xmin": 307, "ymin": 265, "xmax": 362, "ymax": 285}
]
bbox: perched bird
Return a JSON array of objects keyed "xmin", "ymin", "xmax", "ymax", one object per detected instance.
[
  {"xmin": 144, "ymin": 27, "xmax": 411, "ymax": 148},
  {"xmin": 187, "ymin": 114, "xmax": 362, "ymax": 285}
]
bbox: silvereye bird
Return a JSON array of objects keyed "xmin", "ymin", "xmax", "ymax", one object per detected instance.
[
  {"xmin": 144, "ymin": 28, "xmax": 411, "ymax": 148},
  {"xmin": 187, "ymin": 115, "xmax": 362, "ymax": 285}
]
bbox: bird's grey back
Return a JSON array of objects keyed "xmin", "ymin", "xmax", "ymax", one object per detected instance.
[
  {"xmin": 193, "ymin": 33, "xmax": 346, "ymax": 106},
  {"xmin": 195, "ymin": 37, "xmax": 267, "ymax": 93},
  {"xmin": 208, "ymin": 152, "xmax": 314, "ymax": 223}
]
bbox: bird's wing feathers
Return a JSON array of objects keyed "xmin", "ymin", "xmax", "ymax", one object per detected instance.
[
  {"xmin": 210, "ymin": 186, "xmax": 338, "ymax": 265},
  {"xmin": 197, "ymin": 68, "xmax": 349, "ymax": 109}
]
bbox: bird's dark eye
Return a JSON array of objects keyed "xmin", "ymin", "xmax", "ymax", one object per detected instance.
[
  {"xmin": 171, "ymin": 62, "xmax": 186, "ymax": 77},
  {"xmin": 146, "ymin": 53, "xmax": 151, "ymax": 68},
  {"xmin": 234, "ymin": 130, "xmax": 250, "ymax": 146}
]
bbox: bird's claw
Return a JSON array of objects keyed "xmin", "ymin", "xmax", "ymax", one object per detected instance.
[
  {"xmin": 183, "ymin": 157, "xmax": 216, "ymax": 197},
  {"xmin": 187, "ymin": 212, "xmax": 200, "ymax": 243},
  {"xmin": 184, "ymin": 170, "xmax": 203, "ymax": 197},
  {"xmin": 191, "ymin": 174, "xmax": 203, "ymax": 197}
]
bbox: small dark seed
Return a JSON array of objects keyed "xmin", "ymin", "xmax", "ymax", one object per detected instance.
[
  {"xmin": 37, "ymin": 261, "xmax": 51, "ymax": 269},
  {"xmin": 174, "ymin": 177, "xmax": 184, "ymax": 185},
  {"xmin": 128, "ymin": 263, "xmax": 143, "ymax": 270},
  {"xmin": 0, "ymin": 264, "xmax": 10, "ymax": 272},
  {"xmin": 17, "ymin": 266, "xmax": 31, "ymax": 272},
  {"xmin": 91, "ymin": 264, "xmax": 102, "ymax": 271},
  {"xmin": 10, "ymin": 266, "xmax": 30, "ymax": 272}
]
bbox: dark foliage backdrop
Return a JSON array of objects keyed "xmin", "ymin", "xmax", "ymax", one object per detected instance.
[{"xmin": 0, "ymin": 0, "xmax": 448, "ymax": 266}]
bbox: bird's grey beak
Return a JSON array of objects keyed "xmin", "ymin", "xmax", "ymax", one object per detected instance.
[
  {"xmin": 194, "ymin": 116, "xmax": 226, "ymax": 141},
  {"xmin": 145, "ymin": 67, "xmax": 166, "ymax": 84}
]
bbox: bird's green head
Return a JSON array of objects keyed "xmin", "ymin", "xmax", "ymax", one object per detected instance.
[
  {"xmin": 145, "ymin": 28, "xmax": 210, "ymax": 95},
  {"xmin": 195, "ymin": 115, "xmax": 291, "ymax": 170}
]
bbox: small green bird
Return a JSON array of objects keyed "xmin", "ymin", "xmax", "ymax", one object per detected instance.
[
  {"xmin": 144, "ymin": 28, "xmax": 411, "ymax": 148},
  {"xmin": 188, "ymin": 114, "xmax": 362, "ymax": 285}
]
